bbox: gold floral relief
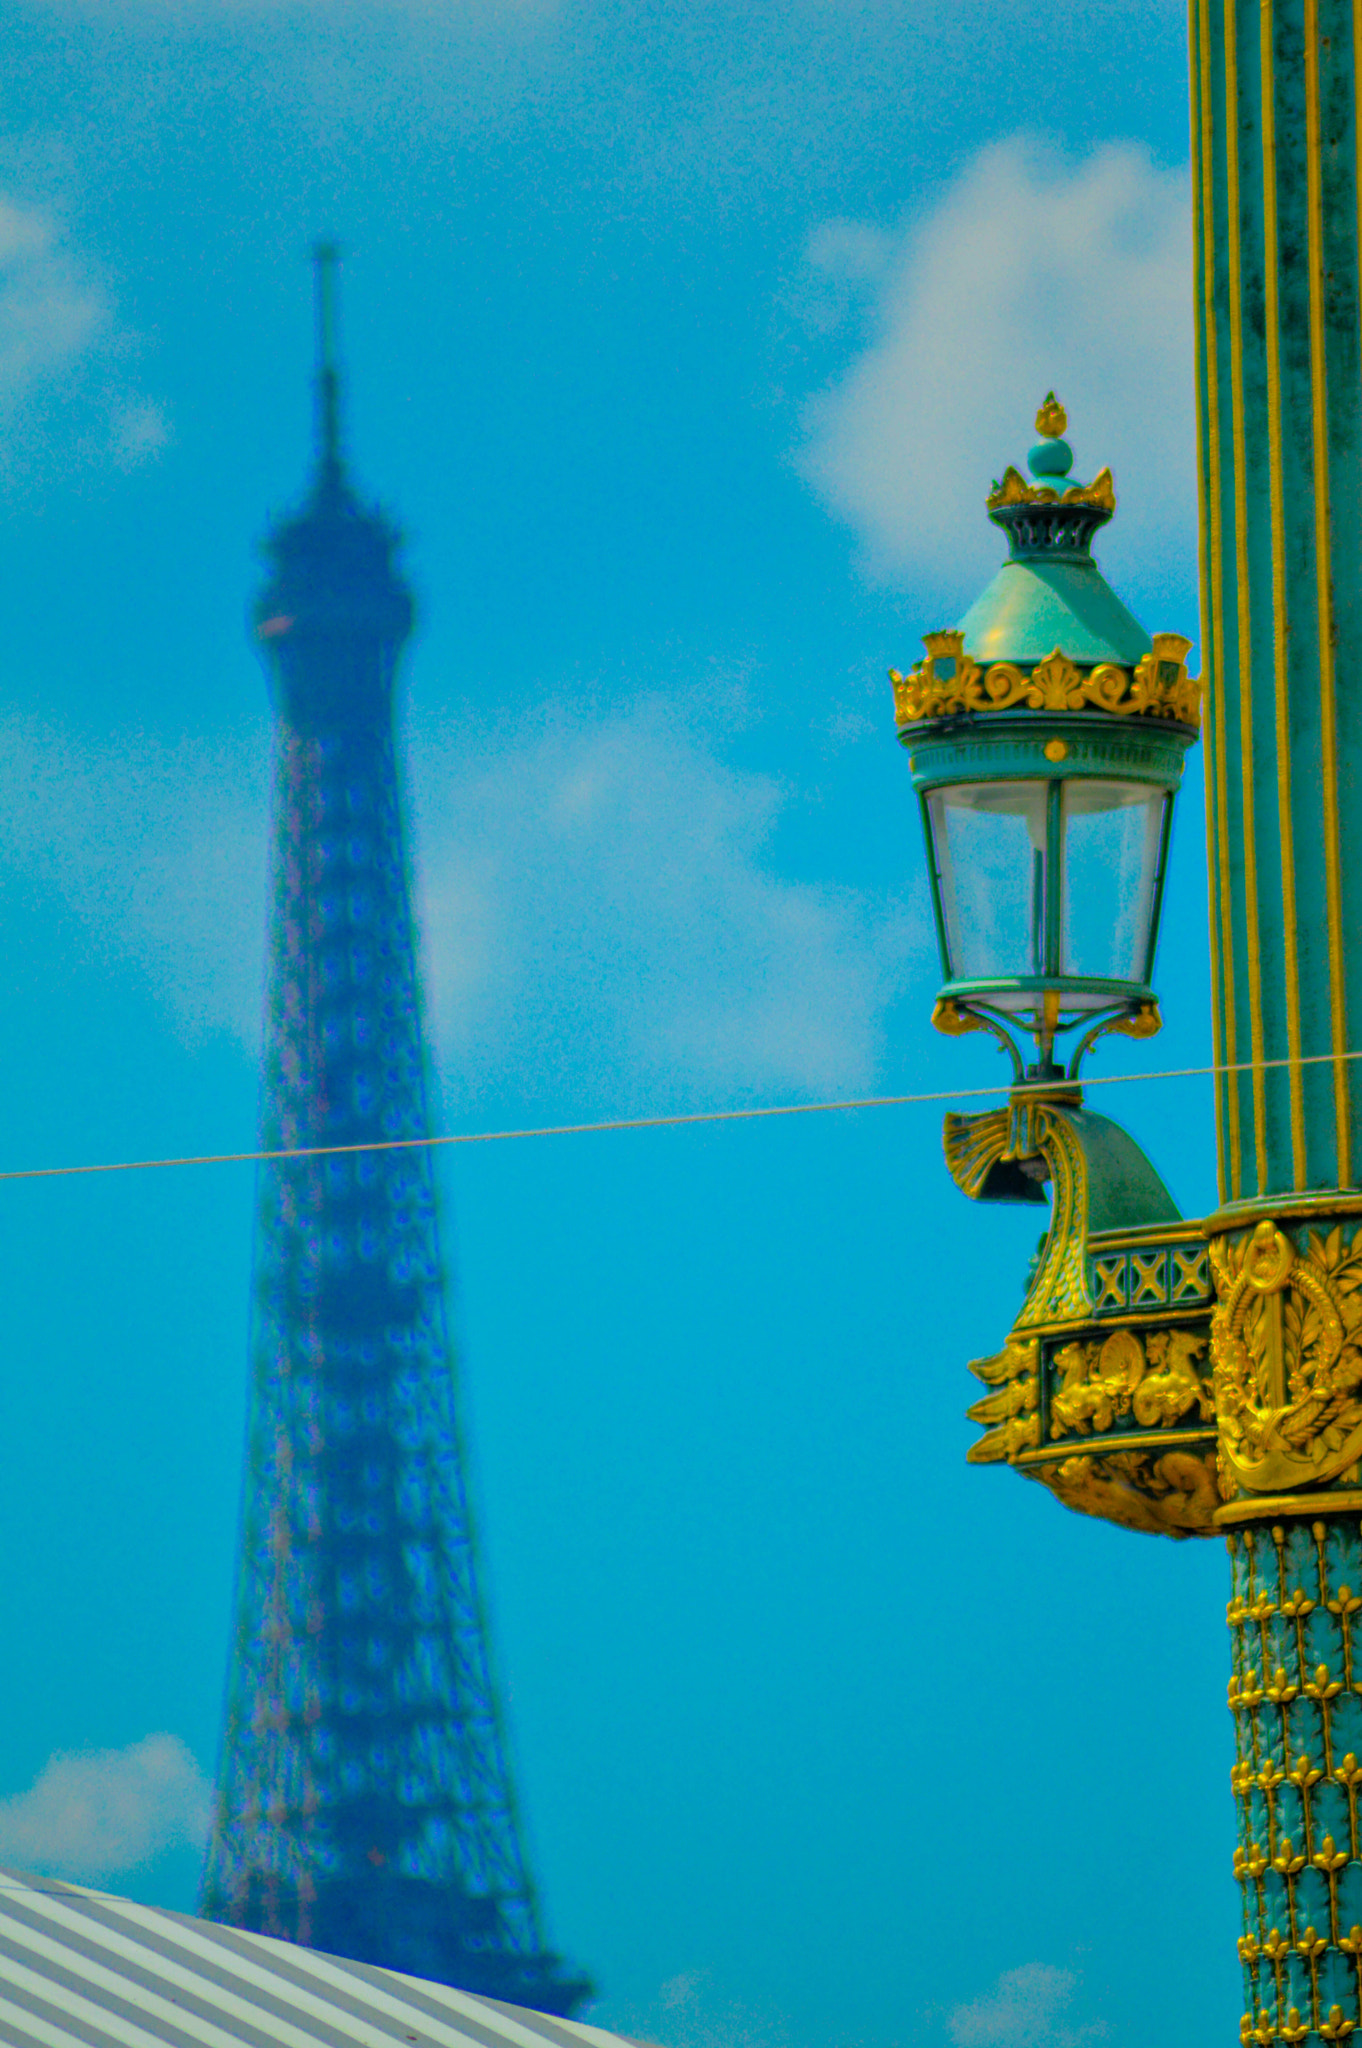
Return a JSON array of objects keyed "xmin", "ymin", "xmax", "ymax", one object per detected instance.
[
  {"xmin": 985, "ymin": 464, "xmax": 1117, "ymax": 512},
  {"xmin": 1037, "ymin": 1446, "xmax": 1220, "ymax": 1537},
  {"xmin": 1051, "ymin": 1326, "xmax": 1212, "ymax": 1438},
  {"xmin": 1133, "ymin": 635, "xmax": 1202, "ymax": 724},
  {"xmin": 890, "ymin": 630, "xmax": 1199, "ymax": 728},
  {"xmin": 1210, "ymin": 1220, "xmax": 1362, "ymax": 1495},
  {"xmin": 965, "ymin": 1337, "xmax": 1040, "ymax": 1464},
  {"xmin": 942, "ymin": 1106, "xmax": 1014, "ymax": 1201}
]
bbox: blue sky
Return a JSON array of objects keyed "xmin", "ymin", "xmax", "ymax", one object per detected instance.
[{"xmin": 0, "ymin": 3, "xmax": 1230, "ymax": 2046}]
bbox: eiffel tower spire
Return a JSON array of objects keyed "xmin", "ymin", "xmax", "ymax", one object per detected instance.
[
  {"xmin": 200, "ymin": 248, "xmax": 590, "ymax": 2014},
  {"xmin": 312, "ymin": 239, "xmax": 343, "ymax": 480}
]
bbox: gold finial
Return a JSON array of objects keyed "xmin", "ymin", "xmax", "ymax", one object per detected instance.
[{"xmin": 1035, "ymin": 391, "xmax": 1067, "ymax": 438}]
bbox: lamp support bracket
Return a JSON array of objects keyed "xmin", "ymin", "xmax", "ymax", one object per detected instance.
[{"xmin": 948, "ymin": 1090, "xmax": 1223, "ymax": 1538}]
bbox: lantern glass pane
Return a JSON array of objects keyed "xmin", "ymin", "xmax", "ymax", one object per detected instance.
[
  {"xmin": 1060, "ymin": 780, "xmax": 1166, "ymax": 983},
  {"xmin": 927, "ymin": 781, "xmax": 1048, "ymax": 995}
]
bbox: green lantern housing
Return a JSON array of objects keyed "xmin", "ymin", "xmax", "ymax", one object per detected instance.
[{"xmin": 893, "ymin": 395, "xmax": 1201, "ymax": 1079}]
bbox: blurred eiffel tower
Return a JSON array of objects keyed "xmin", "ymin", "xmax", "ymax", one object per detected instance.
[{"xmin": 200, "ymin": 245, "xmax": 590, "ymax": 2014}]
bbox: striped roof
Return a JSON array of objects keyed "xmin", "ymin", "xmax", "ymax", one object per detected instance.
[{"xmin": 0, "ymin": 1869, "xmax": 635, "ymax": 2048}]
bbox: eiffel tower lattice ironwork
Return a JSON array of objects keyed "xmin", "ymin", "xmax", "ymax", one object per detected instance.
[{"xmin": 201, "ymin": 246, "xmax": 590, "ymax": 2015}]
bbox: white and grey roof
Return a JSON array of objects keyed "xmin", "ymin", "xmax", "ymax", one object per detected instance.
[{"xmin": 0, "ymin": 1868, "xmax": 637, "ymax": 2048}]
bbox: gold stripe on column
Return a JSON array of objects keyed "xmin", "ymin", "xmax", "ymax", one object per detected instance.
[
  {"xmin": 1200, "ymin": 0, "xmax": 1241, "ymax": 1197},
  {"xmin": 1224, "ymin": 0, "xmax": 1267, "ymax": 1193},
  {"xmin": 1191, "ymin": 0, "xmax": 1228, "ymax": 1194},
  {"xmin": 1304, "ymin": 0, "xmax": 1351, "ymax": 1186},
  {"xmin": 1262, "ymin": 0, "xmax": 1307, "ymax": 1187}
]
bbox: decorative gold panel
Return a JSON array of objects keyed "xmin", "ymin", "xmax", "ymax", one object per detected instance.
[
  {"xmin": 1210, "ymin": 1221, "xmax": 1362, "ymax": 1496},
  {"xmin": 1051, "ymin": 1327, "xmax": 1212, "ymax": 1438}
]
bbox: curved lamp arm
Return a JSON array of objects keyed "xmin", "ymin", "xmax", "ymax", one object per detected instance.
[
  {"xmin": 1066, "ymin": 1001, "xmax": 1162, "ymax": 1080},
  {"xmin": 931, "ymin": 998, "xmax": 1025, "ymax": 1084}
]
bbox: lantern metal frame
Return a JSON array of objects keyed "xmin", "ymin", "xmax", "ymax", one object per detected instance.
[{"xmin": 902, "ymin": 708, "xmax": 1197, "ymax": 1079}]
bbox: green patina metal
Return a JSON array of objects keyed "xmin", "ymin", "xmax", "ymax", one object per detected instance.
[
  {"xmin": 960, "ymin": 1096, "xmax": 1180, "ymax": 1223},
  {"xmin": 904, "ymin": 716, "xmax": 1192, "ymax": 786},
  {"xmin": 1188, "ymin": 0, "xmax": 1362, "ymax": 2035},
  {"xmin": 957, "ymin": 562, "xmax": 1150, "ymax": 669},
  {"xmin": 961, "ymin": 413, "xmax": 1152, "ymax": 665},
  {"xmin": 1193, "ymin": 0, "xmax": 1362, "ymax": 1203},
  {"xmin": 894, "ymin": 405, "xmax": 1198, "ymax": 1069},
  {"xmin": 1229, "ymin": 1519, "xmax": 1362, "ymax": 2041},
  {"xmin": 885, "ymin": 11, "xmax": 1362, "ymax": 2034}
]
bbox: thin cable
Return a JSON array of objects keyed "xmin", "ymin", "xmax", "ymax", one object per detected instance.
[{"xmin": 1, "ymin": 1043, "xmax": 1360, "ymax": 1187}]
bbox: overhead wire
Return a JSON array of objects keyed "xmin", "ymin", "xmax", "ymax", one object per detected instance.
[{"xmin": 1, "ymin": 1043, "xmax": 1359, "ymax": 1186}]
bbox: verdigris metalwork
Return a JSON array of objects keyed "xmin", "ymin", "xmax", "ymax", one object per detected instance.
[
  {"xmin": 1191, "ymin": 0, "xmax": 1362, "ymax": 1203},
  {"xmin": 892, "ymin": 405, "xmax": 1222, "ymax": 1534},
  {"xmin": 895, "ymin": 0, "xmax": 1362, "ymax": 2028},
  {"xmin": 896, "ymin": 400, "xmax": 1200, "ymax": 1075},
  {"xmin": 913, "ymin": 408, "xmax": 1362, "ymax": 2044},
  {"xmin": 1187, "ymin": 0, "xmax": 1362, "ymax": 2018},
  {"xmin": 950, "ymin": 1082, "xmax": 1221, "ymax": 1537},
  {"xmin": 1229, "ymin": 1521, "xmax": 1362, "ymax": 2044}
]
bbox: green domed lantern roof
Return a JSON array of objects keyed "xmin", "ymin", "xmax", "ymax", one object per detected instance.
[
  {"xmin": 890, "ymin": 396, "xmax": 1202, "ymax": 1081},
  {"xmin": 892, "ymin": 394, "xmax": 1198, "ymax": 719},
  {"xmin": 960, "ymin": 392, "xmax": 1150, "ymax": 668}
]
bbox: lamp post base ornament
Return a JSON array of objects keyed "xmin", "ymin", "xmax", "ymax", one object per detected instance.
[{"xmin": 951, "ymin": 1089, "xmax": 1362, "ymax": 2043}]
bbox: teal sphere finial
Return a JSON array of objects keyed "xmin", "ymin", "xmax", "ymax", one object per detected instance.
[{"xmin": 1028, "ymin": 390, "xmax": 1074, "ymax": 482}]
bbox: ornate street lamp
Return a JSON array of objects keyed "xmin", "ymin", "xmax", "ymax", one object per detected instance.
[
  {"xmin": 893, "ymin": 395, "xmax": 1198, "ymax": 1081},
  {"xmin": 889, "ymin": 394, "xmax": 1216, "ymax": 1515},
  {"xmin": 884, "ymin": 0, "xmax": 1362, "ymax": 2033}
]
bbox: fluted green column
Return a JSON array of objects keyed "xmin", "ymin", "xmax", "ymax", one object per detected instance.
[
  {"xmin": 1193, "ymin": 0, "xmax": 1362, "ymax": 1201},
  {"xmin": 1195, "ymin": 1, "xmax": 1362, "ymax": 2040}
]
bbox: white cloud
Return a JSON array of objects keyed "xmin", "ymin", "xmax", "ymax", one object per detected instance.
[
  {"xmin": 628, "ymin": 1966, "xmax": 791, "ymax": 2048},
  {"xmin": 0, "ymin": 197, "xmax": 104, "ymax": 391},
  {"xmin": 949, "ymin": 1963, "xmax": 1106, "ymax": 2048},
  {"xmin": 0, "ymin": 1735, "xmax": 212, "ymax": 1880},
  {"xmin": 797, "ymin": 137, "xmax": 1194, "ymax": 596},
  {"xmin": 410, "ymin": 694, "xmax": 919, "ymax": 1112},
  {"xmin": 0, "ymin": 692, "xmax": 920, "ymax": 1108},
  {"xmin": 0, "ymin": 192, "xmax": 170, "ymax": 482}
]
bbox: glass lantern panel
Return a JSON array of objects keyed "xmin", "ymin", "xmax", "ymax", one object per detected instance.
[
  {"xmin": 1059, "ymin": 780, "xmax": 1167, "ymax": 983},
  {"xmin": 927, "ymin": 781, "xmax": 1049, "ymax": 988}
]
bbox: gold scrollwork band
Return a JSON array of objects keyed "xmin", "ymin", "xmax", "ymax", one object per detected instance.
[{"xmin": 889, "ymin": 629, "xmax": 1200, "ymax": 728}]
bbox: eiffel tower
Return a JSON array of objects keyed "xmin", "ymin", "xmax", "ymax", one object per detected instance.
[{"xmin": 201, "ymin": 246, "xmax": 590, "ymax": 2014}]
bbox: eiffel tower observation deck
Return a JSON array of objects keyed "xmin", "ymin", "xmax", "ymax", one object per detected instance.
[{"xmin": 200, "ymin": 246, "xmax": 590, "ymax": 2015}]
